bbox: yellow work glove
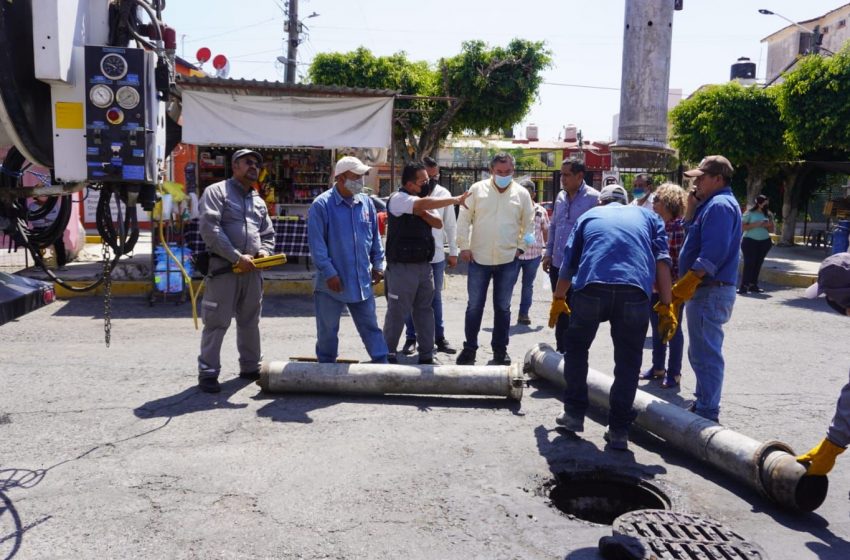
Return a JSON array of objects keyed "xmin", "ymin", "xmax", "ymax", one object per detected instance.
[
  {"xmin": 653, "ymin": 302, "xmax": 679, "ymax": 344},
  {"xmin": 796, "ymin": 438, "xmax": 846, "ymax": 476},
  {"xmin": 548, "ymin": 298, "xmax": 571, "ymax": 328},
  {"xmin": 671, "ymin": 270, "xmax": 702, "ymax": 305}
]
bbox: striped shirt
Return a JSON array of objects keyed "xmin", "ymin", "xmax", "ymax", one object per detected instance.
[{"xmin": 520, "ymin": 203, "xmax": 549, "ymax": 260}]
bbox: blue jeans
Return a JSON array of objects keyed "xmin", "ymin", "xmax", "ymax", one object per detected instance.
[
  {"xmin": 463, "ymin": 259, "xmax": 520, "ymax": 354},
  {"xmin": 649, "ymin": 293, "xmax": 684, "ymax": 375},
  {"xmin": 404, "ymin": 259, "xmax": 447, "ymax": 341},
  {"xmin": 314, "ymin": 291, "xmax": 389, "ymax": 363},
  {"xmin": 685, "ymin": 285, "xmax": 736, "ymax": 421},
  {"xmin": 563, "ymin": 284, "xmax": 650, "ymax": 432},
  {"xmin": 518, "ymin": 256, "xmax": 542, "ymax": 317}
]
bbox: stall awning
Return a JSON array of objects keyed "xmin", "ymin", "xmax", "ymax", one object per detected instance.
[{"xmin": 181, "ymin": 90, "xmax": 394, "ymax": 149}]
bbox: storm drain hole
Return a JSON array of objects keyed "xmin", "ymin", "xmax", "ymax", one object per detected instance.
[{"xmin": 549, "ymin": 470, "xmax": 670, "ymax": 525}]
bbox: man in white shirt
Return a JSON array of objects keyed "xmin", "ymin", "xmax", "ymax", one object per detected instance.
[
  {"xmin": 401, "ymin": 157, "xmax": 459, "ymax": 355},
  {"xmin": 456, "ymin": 153, "xmax": 534, "ymax": 366},
  {"xmin": 631, "ymin": 174, "xmax": 655, "ymax": 208},
  {"xmin": 382, "ymin": 162, "xmax": 469, "ymax": 364}
]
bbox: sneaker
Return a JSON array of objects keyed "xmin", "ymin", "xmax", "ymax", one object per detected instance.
[
  {"xmin": 517, "ymin": 314, "xmax": 531, "ymax": 325},
  {"xmin": 418, "ymin": 355, "xmax": 441, "ymax": 365},
  {"xmin": 198, "ymin": 377, "xmax": 221, "ymax": 393},
  {"xmin": 456, "ymin": 347, "xmax": 476, "ymax": 365},
  {"xmin": 387, "ymin": 353, "xmax": 398, "ymax": 364},
  {"xmin": 555, "ymin": 410, "xmax": 584, "ymax": 432},
  {"xmin": 401, "ymin": 339, "xmax": 417, "ymax": 355},
  {"xmin": 239, "ymin": 370, "xmax": 260, "ymax": 381},
  {"xmin": 737, "ymin": 286, "xmax": 749, "ymax": 295},
  {"xmin": 604, "ymin": 429, "xmax": 629, "ymax": 451},
  {"xmin": 750, "ymin": 285, "xmax": 765, "ymax": 293},
  {"xmin": 435, "ymin": 338, "xmax": 457, "ymax": 354},
  {"xmin": 660, "ymin": 373, "xmax": 681, "ymax": 389},
  {"xmin": 639, "ymin": 368, "xmax": 664, "ymax": 380},
  {"xmin": 493, "ymin": 352, "xmax": 512, "ymax": 366}
]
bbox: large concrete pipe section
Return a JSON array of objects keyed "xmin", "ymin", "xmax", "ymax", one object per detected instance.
[
  {"xmin": 524, "ymin": 344, "xmax": 828, "ymax": 512},
  {"xmin": 259, "ymin": 361, "xmax": 523, "ymax": 401}
]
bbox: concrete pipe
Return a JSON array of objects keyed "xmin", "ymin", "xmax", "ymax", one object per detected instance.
[
  {"xmin": 523, "ymin": 344, "xmax": 828, "ymax": 512},
  {"xmin": 259, "ymin": 361, "xmax": 524, "ymax": 401}
]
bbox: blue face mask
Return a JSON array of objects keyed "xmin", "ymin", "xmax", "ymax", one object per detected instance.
[{"xmin": 493, "ymin": 174, "xmax": 513, "ymax": 188}]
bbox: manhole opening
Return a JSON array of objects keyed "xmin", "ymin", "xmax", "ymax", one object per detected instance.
[{"xmin": 549, "ymin": 470, "xmax": 670, "ymax": 525}]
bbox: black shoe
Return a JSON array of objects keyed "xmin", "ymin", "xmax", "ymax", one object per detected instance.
[
  {"xmin": 737, "ymin": 285, "xmax": 749, "ymax": 295},
  {"xmin": 603, "ymin": 429, "xmax": 629, "ymax": 451},
  {"xmin": 493, "ymin": 352, "xmax": 512, "ymax": 366},
  {"xmin": 456, "ymin": 347, "xmax": 476, "ymax": 365},
  {"xmin": 517, "ymin": 314, "xmax": 531, "ymax": 325},
  {"xmin": 418, "ymin": 355, "xmax": 441, "ymax": 365},
  {"xmin": 435, "ymin": 338, "xmax": 457, "ymax": 354},
  {"xmin": 401, "ymin": 339, "xmax": 417, "ymax": 355},
  {"xmin": 387, "ymin": 353, "xmax": 398, "ymax": 364},
  {"xmin": 750, "ymin": 285, "xmax": 765, "ymax": 293},
  {"xmin": 198, "ymin": 377, "xmax": 221, "ymax": 393},
  {"xmin": 239, "ymin": 370, "xmax": 260, "ymax": 381}
]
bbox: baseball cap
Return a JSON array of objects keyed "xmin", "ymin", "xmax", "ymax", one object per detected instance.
[
  {"xmin": 804, "ymin": 253, "xmax": 850, "ymax": 313},
  {"xmin": 334, "ymin": 156, "xmax": 371, "ymax": 177},
  {"xmin": 231, "ymin": 148, "xmax": 262, "ymax": 165},
  {"xmin": 599, "ymin": 184, "xmax": 629, "ymax": 204},
  {"xmin": 683, "ymin": 155, "xmax": 734, "ymax": 178}
]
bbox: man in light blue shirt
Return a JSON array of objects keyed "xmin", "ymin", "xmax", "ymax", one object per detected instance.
[
  {"xmin": 542, "ymin": 159, "xmax": 600, "ymax": 351},
  {"xmin": 308, "ymin": 156, "xmax": 388, "ymax": 363}
]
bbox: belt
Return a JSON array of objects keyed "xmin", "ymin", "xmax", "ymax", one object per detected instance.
[{"xmin": 698, "ymin": 280, "xmax": 734, "ymax": 288}]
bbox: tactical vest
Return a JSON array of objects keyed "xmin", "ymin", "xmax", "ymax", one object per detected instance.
[{"xmin": 385, "ymin": 191, "xmax": 435, "ymax": 263}]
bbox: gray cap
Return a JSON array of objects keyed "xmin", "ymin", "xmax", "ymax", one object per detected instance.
[
  {"xmin": 599, "ymin": 184, "xmax": 629, "ymax": 204},
  {"xmin": 231, "ymin": 148, "xmax": 263, "ymax": 165},
  {"xmin": 805, "ymin": 253, "xmax": 850, "ymax": 311}
]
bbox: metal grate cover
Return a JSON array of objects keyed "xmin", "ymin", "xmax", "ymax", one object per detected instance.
[{"xmin": 610, "ymin": 509, "xmax": 767, "ymax": 559}]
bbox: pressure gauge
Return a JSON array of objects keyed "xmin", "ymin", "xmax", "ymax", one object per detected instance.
[
  {"xmin": 89, "ymin": 84, "xmax": 114, "ymax": 108},
  {"xmin": 115, "ymin": 86, "xmax": 140, "ymax": 109},
  {"xmin": 100, "ymin": 53, "xmax": 128, "ymax": 80}
]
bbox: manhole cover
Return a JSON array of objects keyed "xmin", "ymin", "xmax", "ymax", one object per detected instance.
[
  {"xmin": 603, "ymin": 509, "xmax": 767, "ymax": 559},
  {"xmin": 549, "ymin": 470, "xmax": 670, "ymax": 525}
]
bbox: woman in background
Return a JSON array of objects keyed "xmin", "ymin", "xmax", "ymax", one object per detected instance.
[{"xmin": 739, "ymin": 194, "xmax": 774, "ymax": 294}]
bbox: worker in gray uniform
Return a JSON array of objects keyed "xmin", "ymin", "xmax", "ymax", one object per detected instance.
[{"xmin": 196, "ymin": 148, "xmax": 275, "ymax": 393}]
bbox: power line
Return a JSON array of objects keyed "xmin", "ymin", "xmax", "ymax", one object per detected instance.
[
  {"xmin": 184, "ymin": 17, "xmax": 282, "ymax": 44},
  {"xmin": 543, "ymin": 81, "xmax": 620, "ymax": 91}
]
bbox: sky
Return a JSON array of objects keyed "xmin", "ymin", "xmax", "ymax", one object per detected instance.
[{"xmin": 163, "ymin": 0, "xmax": 847, "ymax": 143}]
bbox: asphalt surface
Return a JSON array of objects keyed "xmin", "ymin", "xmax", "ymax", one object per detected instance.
[{"xmin": 2, "ymin": 273, "xmax": 850, "ymax": 559}]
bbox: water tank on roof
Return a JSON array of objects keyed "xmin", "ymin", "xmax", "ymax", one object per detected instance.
[
  {"xmin": 563, "ymin": 124, "xmax": 578, "ymax": 142},
  {"xmin": 526, "ymin": 124, "xmax": 539, "ymax": 141},
  {"xmin": 730, "ymin": 57, "xmax": 756, "ymax": 81}
]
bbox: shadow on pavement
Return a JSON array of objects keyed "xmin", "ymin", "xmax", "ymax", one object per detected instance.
[{"xmin": 133, "ymin": 378, "xmax": 253, "ymax": 418}]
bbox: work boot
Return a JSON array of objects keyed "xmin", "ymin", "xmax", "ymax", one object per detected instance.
[
  {"xmin": 456, "ymin": 347, "xmax": 476, "ymax": 365},
  {"xmin": 239, "ymin": 370, "xmax": 260, "ymax": 381},
  {"xmin": 517, "ymin": 314, "xmax": 531, "ymax": 325},
  {"xmin": 493, "ymin": 352, "xmax": 512, "ymax": 366},
  {"xmin": 198, "ymin": 376, "xmax": 221, "ymax": 393},
  {"xmin": 555, "ymin": 410, "xmax": 584, "ymax": 432},
  {"xmin": 387, "ymin": 353, "xmax": 398, "ymax": 364},
  {"xmin": 435, "ymin": 338, "xmax": 456, "ymax": 354},
  {"xmin": 401, "ymin": 339, "xmax": 417, "ymax": 355},
  {"xmin": 603, "ymin": 429, "xmax": 629, "ymax": 451}
]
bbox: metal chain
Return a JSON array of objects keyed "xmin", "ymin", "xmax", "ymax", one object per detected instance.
[{"xmin": 101, "ymin": 239, "xmax": 112, "ymax": 347}]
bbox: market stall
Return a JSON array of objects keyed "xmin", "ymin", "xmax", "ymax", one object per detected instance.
[{"xmin": 173, "ymin": 76, "xmax": 396, "ymax": 264}]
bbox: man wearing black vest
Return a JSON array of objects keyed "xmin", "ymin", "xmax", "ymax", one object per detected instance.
[{"xmin": 383, "ymin": 162, "xmax": 469, "ymax": 364}]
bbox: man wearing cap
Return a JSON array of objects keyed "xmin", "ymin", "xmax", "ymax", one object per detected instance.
[
  {"xmin": 196, "ymin": 149, "xmax": 275, "ymax": 393},
  {"xmin": 543, "ymin": 158, "xmax": 600, "ymax": 352},
  {"xmin": 549, "ymin": 184, "xmax": 675, "ymax": 450},
  {"xmin": 456, "ymin": 152, "xmax": 534, "ymax": 366},
  {"xmin": 308, "ymin": 156, "xmax": 388, "ymax": 363},
  {"xmin": 798, "ymin": 254, "xmax": 850, "ymax": 475},
  {"xmin": 382, "ymin": 162, "xmax": 469, "ymax": 364},
  {"xmin": 673, "ymin": 155, "xmax": 742, "ymax": 422}
]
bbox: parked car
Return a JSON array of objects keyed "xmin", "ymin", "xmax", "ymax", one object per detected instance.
[{"xmin": 0, "ymin": 271, "xmax": 55, "ymax": 326}]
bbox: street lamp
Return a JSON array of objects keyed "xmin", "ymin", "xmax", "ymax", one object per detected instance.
[{"xmin": 758, "ymin": 8, "xmax": 835, "ymax": 55}]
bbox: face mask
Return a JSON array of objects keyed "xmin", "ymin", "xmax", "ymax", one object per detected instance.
[
  {"xmin": 418, "ymin": 181, "xmax": 433, "ymax": 198},
  {"xmin": 344, "ymin": 178, "xmax": 364, "ymax": 195},
  {"xmin": 428, "ymin": 177, "xmax": 438, "ymax": 189},
  {"xmin": 494, "ymin": 175, "xmax": 513, "ymax": 188}
]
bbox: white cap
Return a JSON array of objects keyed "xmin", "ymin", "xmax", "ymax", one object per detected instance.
[{"xmin": 334, "ymin": 156, "xmax": 371, "ymax": 177}]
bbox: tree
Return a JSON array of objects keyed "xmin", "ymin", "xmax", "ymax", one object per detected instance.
[
  {"xmin": 774, "ymin": 47, "xmax": 850, "ymax": 244},
  {"xmin": 307, "ymin": 41, "xmax": 551, "ymax": 162},
  {"xmin": 669, "ymin": 82, "xmax": 786, "ymax": 204}
]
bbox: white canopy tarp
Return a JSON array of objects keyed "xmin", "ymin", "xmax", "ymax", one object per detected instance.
[{"xmin": 181, "ymin": 91, "xmax": 393, "ymax": 148}]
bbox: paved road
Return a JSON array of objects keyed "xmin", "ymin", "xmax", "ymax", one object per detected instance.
[{"xmin": 2, "ymin": 275, "xmax": 849, "ymax": 559}]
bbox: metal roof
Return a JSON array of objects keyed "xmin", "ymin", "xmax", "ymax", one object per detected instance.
[{"xmin": 174, "ymin": 75, "xmax": 398, "ymax": 98}]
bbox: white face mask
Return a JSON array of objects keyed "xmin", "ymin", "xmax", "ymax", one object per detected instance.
[{"xmin": 344, "ymin": 178, "xmax": 365, "ymax": 195}]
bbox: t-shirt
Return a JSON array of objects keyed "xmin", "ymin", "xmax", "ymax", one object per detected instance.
[
  {"xmin": 742, "ymin": 210, "xmax": 771, "ymax": 241},
  {"xmin": 388, "ymin": 189, "xmax": 438, "ymax": 220}
]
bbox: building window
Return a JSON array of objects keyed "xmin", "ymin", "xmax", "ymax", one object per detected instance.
[
  {"xmin": 822, "ymin": 26, "xmax": 829, "ymax": 34},
  {"xmin": 839, "ymin": 19, "xmax": 846, "ymax": 29}
]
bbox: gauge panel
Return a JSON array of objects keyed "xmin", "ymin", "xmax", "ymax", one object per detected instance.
[
  {"xmin": 115, "ymin": 86, "xmax": 141, "ymax": 110},
  {"xmin": 100, "ymin": 53, "xmax": 128, "ymax": 81},
  {"xmin": 88, "ymin": 84, "xmax": 114, "ymax": 108}
]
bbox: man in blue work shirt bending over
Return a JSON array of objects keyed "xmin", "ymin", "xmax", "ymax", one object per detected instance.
[{"xmin": 308, "ymin": 156, "xmax": 388, "ymax": 363}]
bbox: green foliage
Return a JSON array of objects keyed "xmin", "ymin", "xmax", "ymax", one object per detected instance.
[
  {"xmin": 775, "ymin": 48, "xmax": 850, "ymax": 158},
  {"xmin": 669, "ymin": 82, "xmax": 786, "ymax": 169},
  {"xmin": 307, "ymin": 47, "xmax": 433, "ymax": 95}
]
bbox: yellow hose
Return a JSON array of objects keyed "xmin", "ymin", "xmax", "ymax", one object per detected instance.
[{"xmin": 157, "ymin": 213, "xmax": 202, "ymax": 329}]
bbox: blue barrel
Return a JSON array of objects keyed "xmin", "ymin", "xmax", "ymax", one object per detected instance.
[{"xmin": 832, "ymin": 220, "xmax": 850, "ymax": 254}]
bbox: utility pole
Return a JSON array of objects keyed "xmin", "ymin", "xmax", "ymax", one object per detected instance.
[{"xmin": 285, "ymin": 0, "xmax": 299, "ymax": 84}]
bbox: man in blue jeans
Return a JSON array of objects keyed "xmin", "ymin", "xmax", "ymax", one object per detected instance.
[
  {"xmin": 549, "ymin": 185, "xmax": 675, "ymax": 450},
  {"xmin": 673, "ymin": 155, "xmax": 742, "ymax": 423}
]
